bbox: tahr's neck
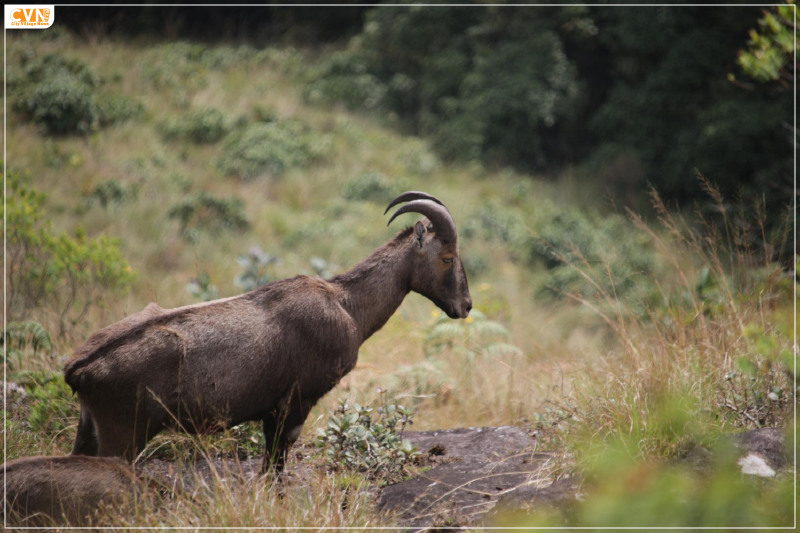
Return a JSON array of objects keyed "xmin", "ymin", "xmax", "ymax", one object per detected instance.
[{"xmin": 330, "ymin": 232, "xmax": 414, "ymax": 344}]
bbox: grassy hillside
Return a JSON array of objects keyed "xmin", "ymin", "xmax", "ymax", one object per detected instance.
[
  {"xmin": 4, "ymin": 29, "xmax": 795, "ymax": 528},
  {"xmin": 5, "ymin": 30, "xmax": 612, "ymax": 434}
]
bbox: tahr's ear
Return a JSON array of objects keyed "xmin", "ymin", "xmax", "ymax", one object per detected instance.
[{"xmin": 414, "ymin": 220, "xmax": 427, "ymax": 249}]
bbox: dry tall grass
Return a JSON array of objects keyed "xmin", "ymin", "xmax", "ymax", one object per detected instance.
[{"xmin": 537, "ymin": 182, "xmax": 794, "ymax": 463}]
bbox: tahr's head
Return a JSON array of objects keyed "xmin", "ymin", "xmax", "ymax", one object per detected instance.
[{"xmin": 386, "ymin": 192, "xmax": 472, "ymax": 319}]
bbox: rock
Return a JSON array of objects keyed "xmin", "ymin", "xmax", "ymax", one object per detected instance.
[
  {"xmin": 378, "ymin": 426, "xmax": 791, "ymax": 529},
  {"xmin": 728, "ymin": 428, "xmax": 789, "ymax": 475},
  {"xmin": 677, "ymin": 428, "xmax": 789, "ymax": 478},
  {"xmin": 141, "ymin": 444, "xmax": 317, "ymax": 493},
  {"xmin": 483, "ymin": 475, "xmax": 583, "ymax": 525},
  {"xmin": 737, "ymin": 454, "xmax": 776, "ymax": 477},
  {"xmin": 378, "ymin": 426, "xmax": 573, "ymax": 530},
  {"xmin": 4, "ymin": 381, "xmax": 27, "ymax": 400},
  {"xmin": 142, "ymin": 456, "xmax": 266, "ymax": 493}
]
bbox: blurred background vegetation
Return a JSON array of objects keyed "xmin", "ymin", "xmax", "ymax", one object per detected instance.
[{"xmin": 3, "ymin": 2, "xmax": 796, "ymax": 529}]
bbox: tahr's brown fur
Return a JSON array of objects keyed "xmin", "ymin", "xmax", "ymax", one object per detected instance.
[
  {"xmin": 64, "ymin": 197, "xmax": 472, "ymax": 472},
  {"xmin": 2, "ymin": 455, "xmax": 146, "ymax": 526}
]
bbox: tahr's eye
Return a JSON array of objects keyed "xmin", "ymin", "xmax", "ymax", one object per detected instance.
[{"xmin": 443, "ymin": 257, "xmax": 454, "ymax": 264}]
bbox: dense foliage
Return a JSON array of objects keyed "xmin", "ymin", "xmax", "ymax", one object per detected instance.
[
  {"xmin": 316, "ymin": 396, "xmax": 419, "ymax": 481},
  {"xmin": 12, "ymin": 52, "xmax": 143, "ymax": 134},
  {"xmin": 306, "ymin": 4, "xmax": 793, "ymax": 226},
  {"xmin": 216, "ymin": 119, "xmax": 331, "ymax": 180},
  {"xmin": 160, "ymin": 107, "xmax": 234, "ymax": 143},
  {"xmin": 168, "ymin": 191, "xmax": 250, "ymax": 239},
  {"xmin": 4, "ymin": 164, "xmax": 135, "ymax": 337}
]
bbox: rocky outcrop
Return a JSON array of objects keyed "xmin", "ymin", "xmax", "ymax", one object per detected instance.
[
  {"xmin": 137, "ymin": 425, "xmax": 788, "ymax": 530},
  {"xmin": 729, "ymin": 428, "xmax": 789, "ymax": 477},
  {"xmin": 378, "ymin": 426, "xmax": 575, "ymax": 530},
  {"xmin": 679, "ymin": 427, "xmax": 790, "ymax": 478},
  {"xmin": 378, "ymin": 426, "xmax": 791, "ymax": 530}
]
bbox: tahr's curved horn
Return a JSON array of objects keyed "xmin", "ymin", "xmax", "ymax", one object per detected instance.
[
  {"xmin": 384, "ymin": 191, "xmax": 449, "ymax": 215},
  {"xmin": 386, "ymin": 198, "xmax": 457, "ymax": 243}
]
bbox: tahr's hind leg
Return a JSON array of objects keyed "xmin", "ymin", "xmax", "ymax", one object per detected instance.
[
  {"xmin": 95, "ymin": 413, "xmax": 159, "ymax": 462},
  {"xmin": 261, "ymin": 395, "xmax": 316, "ymax": 475},
  {"xmin": 71, "ymin": 400, "xmax": 99, "ymax": 456}
]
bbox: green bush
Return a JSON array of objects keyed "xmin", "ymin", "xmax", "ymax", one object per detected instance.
[
  {"xmin": 87, "ymin": 179, "xmax": 140, "ymax": 208},
  {"xmin": 95, "ymin": 91, "xmax": 145, "ymax": 125},
  {"xmin": 508, "ymin": 425, "xmax": 795, "ymax": 529},
  {"xmin": 168, "ymin": 191, "xmax": 250, "ymax": 239},
  {"xmin": 14, "ymin": 371, "xmax": 80, "ymax": 435},
  {"xmin": 462, "ymin": 201, "xmax": 528, "ymax": 251},
  {"xmin": 425, "ymin": 309, "xmax": 521, "ymax": 362},
  {"xmin": 2, "ymin": 321, "xmax": 53, "ymax": 369},
  {"xmin": 531, "ymin": 206, "xmax": 655, "ymax": 299},
  {"xmin": 14, "ymin": 52, "xmax": 143, "ymax": 134},
  {"xmin": 19, "ymin": 52, "xmax": 98, "ymax": 87},
  {"xmin": 251, "ymin": 103, "xmax": 279, "ymax": 123},
  {"xmin": 216, "ymin": 120, "xmax": 330, "ymax": 180},
  {"xmin": 139, "ymin": 42, "xmax": 264, "ymax": 86},
  {"xmin": 316, "ymin": 395, "xmax": 419, "ymax": 482},
  {"xmin": 19, "ymin": 71, "xmax": 99, "ymax": 134},
  {"xmin": 385, "ymin": 359, "xmax": 456, "ymax": 407},
  {"xmin": 234, "ymin": 246, "xmax": 279, "ymax": 291},
  {"xmin": 4, "ymin": 165, "xmax": 135, "ymax": 335},
  {"xmin": 186, "ymin": 271, "xmax": 219, "ymax": 302},
  {"xmin": 304, "ymin": 50, "xmax": 387, "ymax": 110},
  {"xmin": 160, "ymin": 107, "xmax": 233, "ymax": 144},
  {"xmin": 464, "ymin": 201, "xmax": 655, "ymax": 301},
  {"xmin": 341, "ymin": 171, "xmax": 402, "ymax": 203},
  {"xmin": 735, "ymin": 3, "xmax": 795, "ymax": 84},
  {"xmin": 307, "ymin": 256, "xmax": 338, "ymax": 279},
  {"xmin": 138, "ymin": 42, "xmax": 269, "ymax": 108}
]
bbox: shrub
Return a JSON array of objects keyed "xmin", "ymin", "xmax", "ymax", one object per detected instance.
[
  {"xmin": 168, "ymin": 191, "xmax": 250, "ymax": 238},
  {"xmin": 234, "ymin": 246, "xmax": 279, "ymax": 291},
  {"xmin": 95, "ymin": 92, "xmax": 145, "ymax": 125},
  {"xmin": 2, "ymin": 321, "xmax": 53, "ymax": 370},
  {"xmin": 139, "ymin": 42, "xmax": 264, "ymax": 88},
  {"xmin": 4, "ymin": 165, "xmax": 135, "ymax": 336},
  {"xmin": 316, "ymin": 395, "xmax": 419, "ymax": 482},
  {"xmin": 186, "ymin": 271, "xmax": 219, "ymax": 302},
  {"xmin": 252, "ymin": 103, "xmax": 279, "ymax": 123},
  {"xmin": 86, "ymin": 179, "xmax": 140, "ymax": 208},
  {"xmin": 462, "ymin": 201, "xmax": 528, "ymax": 251},
  {"xmin": 138, "ymin": 42, "xmax": 269, "ymax": 109},
  {"xmin": 424, "ymin": 309, "xmax": 521, "ymax": 362},
  {"xmin": 464, "ymin": 201, "xmax": 655, "ymax": 302},
  {"xmin": 304, "ymin": 50, "xmax": 387, "ymax": 110},
  {"xmin": 19, "ymin": 52, "xmax": 98, "ymax": 87},
  {"xmin": 216, "ymin": 120, "xmax": 330, "ymax": 180},
  {"xmin": 160, "ymin": 107, "xmax": 232, "ymax": 144},
  {"xmin": 308, "ymin": 256, "xmax": 338, "ymax": 279},
  {"xmin": 14, "ymin": 371, "xmax": 80, "ymax": 435},
  {"xmin": 19, "ymin": 71, "xmax": 99, "ymax": 134},
  {"xmin": 385, "ymin": 359, "xmax": 456, "ymax": 407},
  {"xmin": 510, "ymin": 427, "xmax": 794, "ymax": 528},
  {"xmin": 341, "ymin": 171, "xmax": 402, "ymax": 203},
  {"xmin": 13, "ymin": 52, "xmax": 143, "ymax": 134},
  {"xmin": 531, "ymin": 205, "xmax": 656, "ymax": 301}
]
